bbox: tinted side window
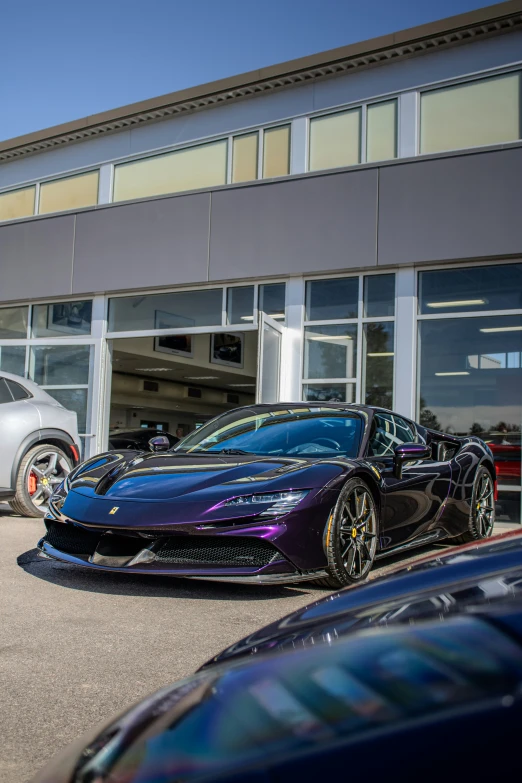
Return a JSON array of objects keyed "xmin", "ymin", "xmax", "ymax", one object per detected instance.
[
  {"xmin": 0, "ymin": 378, "xmax": 13, "ymax": 404},
  {"xmin": 368, "ymin": 413, "xmax": 415, "ymax": 456},
  {"xmin": 6, "ymin": 379, "xmax": 30, "ymax": 401}
]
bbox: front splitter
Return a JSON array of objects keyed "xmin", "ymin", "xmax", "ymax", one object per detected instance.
[{"xmin": 37, "ymin": 540, "xmax": 328, "ymax": 585}]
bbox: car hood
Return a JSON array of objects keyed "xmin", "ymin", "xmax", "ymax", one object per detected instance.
[
  {"xmin": 68, "ymin": 450, "xmax": 353, "ymax": 502},
  {"xmin": 206, "ymin": 529, "xmax": 522, "ymax": 666}
]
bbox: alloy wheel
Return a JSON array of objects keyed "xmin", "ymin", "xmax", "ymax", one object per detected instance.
[
  {"xmin": 28, "ymin": 450, "xmax": 71, "ymax": 510},
  {"xmin": 474, "ymin": 472, "xmax": 495, "ymax": 538},
  {"xmin": 338, "ymin": 486, "xmax": 377, "ymax": 579}
]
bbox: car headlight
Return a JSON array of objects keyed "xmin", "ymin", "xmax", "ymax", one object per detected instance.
[
  {"xmin": 224, "ymin": 490, "xmax": 309, "ymax": 517},
  {"xmin": 49, "ymin": 474, "xmax": 71, "ymax": 513}
]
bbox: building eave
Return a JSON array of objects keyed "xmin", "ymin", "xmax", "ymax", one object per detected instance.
[{"xmin": 0, "ymin": 1, "xmax": 521, "ymax": 163}]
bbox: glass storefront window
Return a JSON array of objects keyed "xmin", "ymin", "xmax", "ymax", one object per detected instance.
[
  {"xmin": 366, "ymin": 100, "xmax": 397, "ymax": 163},
  {"xmin": 108, "ymin": 289, "xmax": 224, "ymax": 332},
  {"xmin": 30, "ymin": 345, "xmax": 91, "ymax": 386},
  {"xmin": 113, "ymin": 141, "xmax": 227, "ymax": 202},
  {"xmin": 31, "ymin": 300, "xmax": 93, "ymax": 338},
  {"xmin": 0, "ymin": 346, "xmax": 26, "ymax": 376},
  {"xmin": 303, "ymin": 383, "xmax": 355, "ymax": 403},
  {"xmin": 39, "ymin": 171, "xmax": 99, "ymax": 215},
  {"xmin": 418, "ymin": 314, "xmax": 522, "ymax": 523},
  {"xmin": 419, "ymin": 264, "xmax": 522, "ymax": 314},
  {"xmin": 259, "ymin": 283, "xmax": 286, "ymax": 321},
  {"xmin": 0, "ymin": 186, "xmax": 35, "ymax": 221},
  {"xmin": 364, "ymin": 323, "xmax": 394, "ymax": 408},
  {"xmin": 232, "ymin": 134, "xmax": 258, "ymax": 183},
  {"xmin": 364, "ymin": 274, "xmax": 395, "ymax": 317},
  {"xmin": 0, "ymin": 306, "xmax": 28, "ymax": 338},
  {"xmin": 47, "ymin": 388, "xmax": 89, "ymax": 433},
  {"xmin": 227, "ymin": 286, "xmax": 255, "ymax": 324},
  {"xmin": 304, "ymin": 325, "xmax": 358, "ymax": 380},
  {"xmin": 306, "ymin": 278, "xmax": 359, "ymax": 321},
  {"xmin": 420, "ymin": 72, "xmax": 521, "ymax": 155},
  {"xmin": 309, "ymin": 108, "xmax": 361, "ymax": 172},
  {"xmin": 263, "ymin": 126, "xmax": 290, "ymax": 178}
]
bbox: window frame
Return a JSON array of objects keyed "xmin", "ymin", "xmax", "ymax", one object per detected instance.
[{"xmin": 301, "ymin": 270, "xmax": 396, "ymax": 406}]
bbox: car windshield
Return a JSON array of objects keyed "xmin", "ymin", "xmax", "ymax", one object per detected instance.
[{"xmin": 175, "ymin": 406, "xmax": 363, "ymax": 458}]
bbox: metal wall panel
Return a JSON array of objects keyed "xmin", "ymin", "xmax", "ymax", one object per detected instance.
[
  {"xmin": 377, "ymin": 147, "xmax": 522, "ymax": 266},
  {"xmin": 208, "ymin": 170, "xmax": 378, "ymax": 280},
  {"xmin": 0, "ymin": 216, "xmax": 74, "ymax": 301},
  {"xmin": 72, "ymin": 193, "xmax": 210, "ymax": 294}
]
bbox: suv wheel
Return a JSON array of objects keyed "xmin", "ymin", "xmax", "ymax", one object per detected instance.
[{"xmin": 9, "ymin": 445, "xmax": 72, "ymax": 518}]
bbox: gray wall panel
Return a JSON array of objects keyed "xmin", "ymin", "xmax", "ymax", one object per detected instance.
[
  {"xmin": 0, "ymin": 216, "xmax": 74, "ymax": 302},
  {"xmin": 378, "ymin": 147, "xmax": 522, "ymax": 266},
  {"xmin": 209, "ymin": 170, "xmax": 378, "ymax": 280},
  {"xmin": 72, "ymin": 194, "xmax": 210, "ymax": 294}
]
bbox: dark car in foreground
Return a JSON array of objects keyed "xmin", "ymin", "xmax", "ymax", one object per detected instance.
[
  {"xmin": 39, "ymin": 403, "xmax": 495, "ymax": 587},
  {"xmin": 33, "ymin": 530, "xmax": 522, "ymax": 783}
]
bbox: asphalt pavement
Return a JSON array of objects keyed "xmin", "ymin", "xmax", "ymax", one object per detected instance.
[{"xmin": 0, "ymin": 507, "xmax": 518, "ymax": 782}]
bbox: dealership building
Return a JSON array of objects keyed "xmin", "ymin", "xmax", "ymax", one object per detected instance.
[{"xmin": 0, "ymin": 1, "xmax": 521, "ymax": 519}]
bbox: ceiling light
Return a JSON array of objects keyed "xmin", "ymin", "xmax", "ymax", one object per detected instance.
[
  {"xmin": 229, "ymin": 383, "xmax": 256, "ymax": 387},
  {"xmin": 480, "ymin": 326, "xmax": 522, "ymax": 333},
  {"xmin": 306, "ymin": 334, "xmax": 353, "ymax": 341},
  {"xmin": 184, "ymin": 375, "xmax": 219, "ymax": 380},
  {"xmin": 135, "ymin": 367, "xmax": 171, "ymax": 372},
  {"xmin": 426, "ymin": 299, "xmax": 486, "ymax": 308},
  {"xmin": 367, "ymin": 352, "xmax": 394, "ymax": 357},
  {"xmin": 435, "ymin": 371, "xmax": 470, "ymax": 376},
  {"xmin": 240, "ymin": 315, "xmax": 254, "ymax": 321}
]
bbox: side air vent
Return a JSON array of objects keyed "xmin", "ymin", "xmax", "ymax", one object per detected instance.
[
  {"xmin": 143, "ymin": 380, "xmax": 159, "ymax": 392},
  {"xmin": 227, "ymin": 393, "xmax": 240, "ymax": 405},
  {"xmin": 187, "ymin": 387, "xmax": 202, "ymax": 399}
]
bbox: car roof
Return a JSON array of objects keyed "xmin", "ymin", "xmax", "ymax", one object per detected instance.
[{"xmin": 225, "ymin": 402, "xmax": 393, "ymax": 415}]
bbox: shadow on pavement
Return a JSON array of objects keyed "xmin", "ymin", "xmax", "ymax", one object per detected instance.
[{"xmin": 16, "ymin": 548, "xmax": 311, "ymax": 601}]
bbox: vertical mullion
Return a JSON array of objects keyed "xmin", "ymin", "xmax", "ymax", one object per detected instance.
[
  {"xmin": 222, "ymin": 287, "xmax": 228, "ymax": 326},
  {"xmin": 226, "ymin": 137, "xmax": 233, "ymax": 184},
  {"xmin": 360, "ymin": 104, "xmax": 367, "ymax": 164},
  {"xmin": 355, "ymin": 275, "xmax": 364, "ymax": 404}
]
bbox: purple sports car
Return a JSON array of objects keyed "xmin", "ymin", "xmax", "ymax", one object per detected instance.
[{"xmin": 38, "ymin": 403, "xmax": 495, "ymax": 586}]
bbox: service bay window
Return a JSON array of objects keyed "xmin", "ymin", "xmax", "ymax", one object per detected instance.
[{"xmin": 302, "ymin": 273, "xmax": 395, "ymax": 406}]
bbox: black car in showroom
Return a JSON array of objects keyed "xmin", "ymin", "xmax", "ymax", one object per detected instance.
[{"xmin": 34, "ymin": 530, "xmax": 522, "ymax": 783}]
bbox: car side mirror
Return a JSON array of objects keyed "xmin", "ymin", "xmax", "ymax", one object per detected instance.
[
  {"xmin": 394, "ymin": 442, "xmax": 431, "ymax": 478},
  {"xmin": 148, "ymin": 435, "xmax": 171, "ymax": 453}
]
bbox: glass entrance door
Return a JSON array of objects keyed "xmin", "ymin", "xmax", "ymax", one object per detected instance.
[{"xmin": 257, "ymin": 313, "xmax": 284, "ymax": 403}]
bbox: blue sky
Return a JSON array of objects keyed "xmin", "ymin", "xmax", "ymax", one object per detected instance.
[{"xmin": 1, "ymin": 0, "xmax": 503, "ymax": 141}]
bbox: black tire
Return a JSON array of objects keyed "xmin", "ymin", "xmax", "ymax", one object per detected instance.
[
  {"xmin": 453, "ymin": 466, "xmax": 495, "ymax": 545},
  {"xmin": 316, "ymin": 477, "xmax": 379, "ymax": 589},
  {"xmin": 8, "ymin": 444, "xmax": 72, "ymax": 518}
]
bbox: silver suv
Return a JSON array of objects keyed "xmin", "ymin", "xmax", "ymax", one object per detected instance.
[{"xmin": 0, "ymin": 370, "xmax": 80, "ymax": 517}]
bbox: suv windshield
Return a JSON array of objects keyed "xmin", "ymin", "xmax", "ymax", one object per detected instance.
[{"xmin": 175, "ymin": 406, "xmax": 363, "ymax": 458}]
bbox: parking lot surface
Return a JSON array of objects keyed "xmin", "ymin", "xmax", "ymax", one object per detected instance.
[{"xmin": 1, "ymin": 508, "xmax": 518, "ymax": 782}]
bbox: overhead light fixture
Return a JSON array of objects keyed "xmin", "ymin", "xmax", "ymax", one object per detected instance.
[
  {"xmin": 306, "ymin": 334, "xmax": 353, "ymax": 341},
  {"xmin": 184, "ymin": 375, "xmax": 219, "ymax": 380},
  {"xmin": 367, "ymin": 352, "xmax": 394, "ymax": 357},
  {"xmin": 480, "ymin": 326, "xmax": 522, "ymax": 333},
  {"xmin": 426, "ymin": 299, "xmax": 486, "ymax": 308},
  {"xmin": 229, "ymin": 383, "xmax": 256, "ymax": 387},
  {"xmin": 135, "ymin": 367, "xmax": 171, "ymax": 372},
  {"xmin": 435, "ymin": 371, "xmax": 470, "ymax": 376},
  {"xmin": 240, "ymin": 315, "xmax": 254, "ymax": 321}
]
